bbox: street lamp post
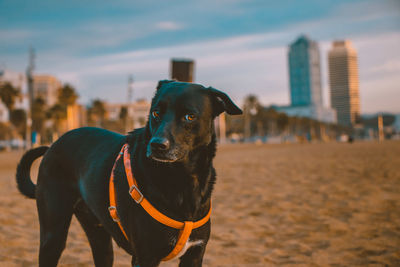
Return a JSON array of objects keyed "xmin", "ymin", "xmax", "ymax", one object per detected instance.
[{"xmin": 25, "ymin": 47, "xmax": 35, "ymax": 149}]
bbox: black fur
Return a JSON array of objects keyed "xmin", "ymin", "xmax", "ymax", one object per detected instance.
[
  {"xmin": 16, "ymin": 146, "xmax": 49, "ymax": 198},
  {"xmin": 16, "ymin": 81, "xmax": 242, "ymax": 267}
]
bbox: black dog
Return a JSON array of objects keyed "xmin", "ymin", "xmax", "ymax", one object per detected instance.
[{"xmin": 16, "ymin": 80, "xmax": 242, "ymax": 267}]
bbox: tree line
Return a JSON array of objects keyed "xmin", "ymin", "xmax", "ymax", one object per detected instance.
[
  {"xmin": 1, "ymin": 85, "xmax": 382, "ymax": 145},
  {"xmin": 0, "ymin": 82, "xmax": 132, "ymax": 144},
  {"xmin": 0, "ymin": 82, "xmax": 79, "ymax": 142},
  {"xmin": 226, "ymin": 95, "xmax": 351, "ymax": 142}
]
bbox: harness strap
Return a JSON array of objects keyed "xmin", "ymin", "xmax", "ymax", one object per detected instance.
[
  {"xmin": 163, "ymin": 221, "xmax": 193, "ymax": 261},
  {"xmin": 109, "ymin": 144, "xmax": 211, "ymax": 261},
  {"xmin": 108, "ymin": 147, "xmax": 128, "ymax": 239}
]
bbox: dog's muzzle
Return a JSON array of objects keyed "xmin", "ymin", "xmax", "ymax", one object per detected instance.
[
  {"xmin": 150, "ymin": 137, "xmax": 170, "ymax": 151},
  {"xmin": 147, "ymin": 137, "xmax": 178, "ymax": 162}
]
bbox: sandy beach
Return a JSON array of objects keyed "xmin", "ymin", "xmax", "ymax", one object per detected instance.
[{"xmin": 0, "ymin": 141, "xmax": 399, "ymax": 266}]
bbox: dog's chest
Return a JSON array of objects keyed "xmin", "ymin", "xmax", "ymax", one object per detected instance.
[{"xmin": 173, "ymin": 238, "xmax": 204, "ymax": 258}]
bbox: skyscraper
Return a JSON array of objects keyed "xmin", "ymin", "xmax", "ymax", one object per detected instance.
[
  {"xmin": 288, "ymin": 35, "xmax": 322, "ymax": 107},
  {"xmin": 170, "ymin": 59, "xmax": 194, "ymax": 82},
  {"xmin": 278, "ymin": 35, "xmax": 336, "ymax": 123},
  {"xmin": 328, "ymin": 40, "xmax": 360, "ymax": 126}
]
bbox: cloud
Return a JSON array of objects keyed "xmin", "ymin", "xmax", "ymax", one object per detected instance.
[
  {"xmin": 0, "ymin": 29, "xmax": 35, "ymax": 42},
  {"xmin": 155, "ymin": 21, "xmax": 184, "ymax": 31},
  {"xmin": 70, "ymin": 31, "xmax": 400, "ymax": 113},
  {"xmin": 34, "ymin": 31, "xmax": 292, "ymax": 106},
  {"xmin": 36, "ymin": 30, "xmax": 287, "ymax": 102},
  {"xmin": 27, "ymin": 26, "xmax": 399, "ymax": 115},
  {"xmin": 1, "ymin": 0, "xmax": 399, "ymax": 113},
  {"xmin": 367, "ymin": 60, "xmax": 400, "ymax": 75},
  {"xmin": 354, "ymin": 33, "xmax": 400, "ymax": 113}
]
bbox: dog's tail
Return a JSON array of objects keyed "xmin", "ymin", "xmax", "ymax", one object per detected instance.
[{"xmin": 16, "ymin": 146, "xmax": 49, "ymax": 199}]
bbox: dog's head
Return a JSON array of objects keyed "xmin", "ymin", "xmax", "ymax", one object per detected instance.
[{"xmin": 145, "ymin": 80, "xmax": 242, "ymax": 163}]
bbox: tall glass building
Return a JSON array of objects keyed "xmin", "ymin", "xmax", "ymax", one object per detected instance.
[{"xmin": 288, "ymin": 35, "xmax": 323, "ymax": 107}]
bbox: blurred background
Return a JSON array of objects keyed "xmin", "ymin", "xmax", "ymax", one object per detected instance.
[
  {"xmin": 0, "ymin": 0, "xmax": 399, "ymax": 147},
  {"xmin": 0, "ymin": 1, "xmax": 400, "ymax": 266}
]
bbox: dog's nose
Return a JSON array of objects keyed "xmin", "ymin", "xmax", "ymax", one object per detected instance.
[{"xmin": 150, "ymin": 137, "xmax": 170, "ymax": 151}]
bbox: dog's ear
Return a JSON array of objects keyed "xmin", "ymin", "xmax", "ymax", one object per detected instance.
[
  {"xmin": 207, "ymin": 87, "xmax": 243, "ymax": 116},
  {"xmin": 156, "ymin": 80, "xmax": 175, "ymax": 90}
]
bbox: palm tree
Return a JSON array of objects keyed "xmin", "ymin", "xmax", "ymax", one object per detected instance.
[
  {"xmin": 88, "ymin": 99, "xmax": 106, "ymax": 127},
  {"xmin": 263, "ymin": 107, "xmax": 279, "ymax": 136},
  {"xmin": 45, "ymin": 84, "xmax": 80, "ymax": 136},
  {"xmin": 0, "ymin": 122, "xmax": 12, "ymax": 140},
  {"xmin": 0, "ymin": 82, "xmax": 19, "ymax": 111},
  {"xmin": 47, "ymin": 103, "xmax": 67, "ymax": 136},
  {"xmin": 32, "ymin": 97, "xmax": 46, "ymax": 134},
  {"xmin": 243, "ymin": 95, "xmax": 260, "ymax": 139},
  {"xmin": 119, "ymin": 106, "xmax": 129, "ymax": 133},
  {"xmin": 276, "ymin": 112, "xmax": 289, "ymax": 135},
  {"xmin": 58, "ymin": 84, "xmax": 78, "ymax": 106},
  {"xmin": 10, "ymin": 109, "xmax": 27, "ymax": 139}
]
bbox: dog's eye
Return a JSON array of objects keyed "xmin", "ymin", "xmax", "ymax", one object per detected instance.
[
  {"xmin": 184, "ymin": 114, "xmax": 196, "ymax": 122},
  {"xmin": 152, "ymin": 111, "xmax": 160, "ymax": 119}
]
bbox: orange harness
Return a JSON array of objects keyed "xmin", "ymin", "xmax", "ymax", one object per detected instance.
[{"xmin": 108, "ymin": 144, "xmax": 211, "ymax": 261}]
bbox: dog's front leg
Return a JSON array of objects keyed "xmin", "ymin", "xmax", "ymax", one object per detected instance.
[
  {"xmin": 131, "ymin": 256, "xmax": 161, "ymax": 267},
  {"xmin": 178, "ymin": 245, "xmax": 206, "ymax": 267}
]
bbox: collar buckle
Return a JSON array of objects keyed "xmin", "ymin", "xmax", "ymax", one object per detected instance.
[
  {"xmin": 129, "ymin": 185, "xmax": 144, "ymax": 204},
  {"xmin": 108, "ymin": 206, "xmax": 120, "ymax": 222}
]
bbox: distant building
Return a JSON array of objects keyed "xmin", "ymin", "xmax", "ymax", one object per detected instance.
[
  {"xmin": 328, "ymin": 40, "xmax": 361, "ymax": 126},
  {"xmin": 106, "ymin": 99, "xmax": 150, "ymax": 129},
  {"xmin": 282, "ymin": 35, "xmax": 336, "ymax": 123},
  {"xmin": 33, "ymin": 75, "xmax": 62, "ymax": 107},
  {"xmin": 170, "ymin": 59, "xmax": 194, "ymax": 82},
  {"xmin": 47, "ymin": 104, "xmax": 87, "ymax": 139},
  {"xmin": 288, "ymin": 35, "xmax": 323, "ymax": 107},
  {"xmin": 66, "ymin": 104, "xmax": 87, "ymax": 131},
  {"xmin": 394, "ymin": 114, "xmax": 400, "ymax": 132},
  {"xmin": 275, "ymin": 105, "xmax": 336, "ymax": 123}
]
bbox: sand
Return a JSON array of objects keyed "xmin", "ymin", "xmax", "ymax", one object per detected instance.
[{"xmin": 0, "ymin": 141, "xmax": 399, "ymax": 266}]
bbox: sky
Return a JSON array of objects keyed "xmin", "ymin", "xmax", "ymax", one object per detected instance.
[{"xmin": 1, "ymin": 0, "xmax": 399, "ymax": 114}]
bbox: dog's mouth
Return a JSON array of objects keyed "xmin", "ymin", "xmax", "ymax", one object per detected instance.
[
  {"xmin": 146, "ymin": 146, "xmax": 183, "ymax": 163},
  {"xmin": 148, "ymin": 154, "xmax": 178, "ymax": 163}
]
